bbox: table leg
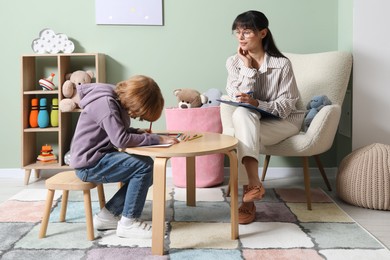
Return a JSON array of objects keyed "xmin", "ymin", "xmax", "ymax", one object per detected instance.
[
  {"xmin": 152, "ymin": 157, "xmax": 168, "ymax": 255},
  {"xmin": 186, "ymin": 156, "xmax": 196, "ymax": 206},
  {"xmin": 226, "ymin": 149, "xmax": 238, "ymax": 239}
]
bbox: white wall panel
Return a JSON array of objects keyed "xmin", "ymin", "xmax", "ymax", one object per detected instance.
[{"xmin": 353, "ymin": 0, "xmax": 390, "ymax": 149}]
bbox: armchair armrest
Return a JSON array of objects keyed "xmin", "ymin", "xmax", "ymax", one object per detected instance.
[
  {"xmin": 261, "ymin": 104, "xmax": 341, "ymax": 156},
  {"xmin": 306, "ymin": 104, "xmax": 341, "ymax": 150}
]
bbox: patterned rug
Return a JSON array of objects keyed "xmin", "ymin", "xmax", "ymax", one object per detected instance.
[{"xmin": 0, "ymin": 185, "xmax": 389, "ymax": 260}]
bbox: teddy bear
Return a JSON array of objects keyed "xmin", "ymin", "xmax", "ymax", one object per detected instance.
[
  {"xmin": 174, "ymin": 88, "xmax": 208, "ymax": 109},
  {"xmin": 202, "ymin": 88, "xmax": 223, "ymax": 107},
  {"xmin": 303, "ymin": 95, "xmax": 332, "ymax": 131},
  {"xmin": 59, "ymin": 70, "xmax": 94, "ymax": 112}
]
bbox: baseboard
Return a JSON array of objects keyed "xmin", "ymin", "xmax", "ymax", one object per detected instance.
[
  {"xmin": 0, "ymin": 168, "xmax": 26, "ymax": 179},
  {"xmin": 0, "ymin": 167, "xmax": 337, "ymax": 180}
]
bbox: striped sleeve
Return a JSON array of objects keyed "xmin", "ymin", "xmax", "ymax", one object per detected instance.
[
  {"xmin": 256, "ymin": 58, "xmax": 299, "ymax": 119},
  {"xmin": 225, "ymin": 55, "xmax": 257, "ymax": 98},
  {"xmin": 225, "ymin": 54, "xmax": 300, "ymax": 119}
]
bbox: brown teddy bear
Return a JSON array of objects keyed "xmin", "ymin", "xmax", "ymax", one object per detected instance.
[
  {"xmin": 59, "ymin": 70, "xmax": 94, "ymax": 112},
  {"xmin": 174, "ymin": 88, "xmax": 207, "ymax": 109}
]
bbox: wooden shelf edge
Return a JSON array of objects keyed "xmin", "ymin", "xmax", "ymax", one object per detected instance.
[
  {"xmin": 24, "ymin": 90, "xmax": 59, "ymax": 95},
  {"xmin": 21, "ymin": 53, "xmax": 103, "ymax": 57},
  {"xmin": 24, "ymin": 127, "xmax": 59, "ymax": 133},
  {"xmin": 23, "ymin": 163, "xmax": 72, "ymax": 170}
]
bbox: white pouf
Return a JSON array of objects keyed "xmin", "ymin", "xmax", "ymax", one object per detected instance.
[{"xmin": 336, "ymin": 143, "xmax": 390, "ymax": 210}]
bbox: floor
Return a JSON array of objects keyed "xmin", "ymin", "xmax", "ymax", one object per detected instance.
[{"xmin": 1, "ymin": 169, "xmax": 389, "ymax": 250}]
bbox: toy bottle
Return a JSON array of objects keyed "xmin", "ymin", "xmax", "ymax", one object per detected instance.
[
  {"xmin": 29, "ymin": 98, "xmax": 39, "ymax": 128},
  {"xmin": 37, "ymin": 98, "xmax": 50, "ymax": 128},
  {"xmin": 50, "ymin": 98, "xmax": 59, "ymax": 127}
]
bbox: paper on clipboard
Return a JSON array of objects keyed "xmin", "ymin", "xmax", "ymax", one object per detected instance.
[{"xmin": 217, "ymin": 99, "xmax": 280, "ymax": 119}]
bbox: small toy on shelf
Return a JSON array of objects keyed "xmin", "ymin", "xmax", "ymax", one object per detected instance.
[
  {"xmin": 50, "ymin": 98, "xmax": 59, "ymax": 127},
  {"xmin": 39, "ymin": 73, "xmax": 56, "ymax": 91},
  {"xmin": 36, "ymin": 144, "xmax": 57, "ymax": 164},
  {"xmin": 37, "ymin": 98, "xmax": 50, "ymax": 128},
  {"xmin": 64, "ymin": 150, "xmax": 71, "ymax": 165},
  {"xmin": 29, "ymin": 98, "xmax": 39, "ymax": 128},
  {"xmin": 59, "ymin": 70, "xmax": 94, "ymax": 112}
]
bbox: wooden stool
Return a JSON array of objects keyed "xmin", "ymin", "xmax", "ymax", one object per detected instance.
[{"xmin": 39, "ymin": 171, "xmax": 106, "ymax": 240}]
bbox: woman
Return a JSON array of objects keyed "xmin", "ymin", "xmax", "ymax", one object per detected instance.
[{"xmin": 221, "ymin": 10, "xmax": 304, "ymax": 224}]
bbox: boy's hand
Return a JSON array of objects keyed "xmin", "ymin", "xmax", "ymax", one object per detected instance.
[
  {"xmin": 159, "ymin": 135, "xmax": 180, "ymax": 145},
  {"xmin": 137, "ymin": 128, "xmax": 149, "ymax": 134}
]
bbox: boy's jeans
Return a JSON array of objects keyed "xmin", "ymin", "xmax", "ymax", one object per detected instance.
[{"xmin": 76, "ymin": 151, "xmax": 153, "ymax": 218}]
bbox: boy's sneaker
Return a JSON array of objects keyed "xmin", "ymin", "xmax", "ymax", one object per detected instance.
[
  {"xmin": 116, "ymin": 219, "xmax": 152, "ymax": 239},
  {"xmin": 93, "ymin": 214, "xmax": 120, "ymax": 231}
]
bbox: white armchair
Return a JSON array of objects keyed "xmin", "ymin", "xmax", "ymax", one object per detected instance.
[{"xmin": 222, "ymin": 51, "xmax": 353, "ymax": 210}]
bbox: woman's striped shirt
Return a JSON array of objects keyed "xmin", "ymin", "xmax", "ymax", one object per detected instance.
[{"xmin": 225, "ymin": 53, "xmax": 305, "ymax": 128}]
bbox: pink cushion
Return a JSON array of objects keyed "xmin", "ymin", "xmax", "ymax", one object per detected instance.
[{"xmin": 165, "ymin": 107, "xmax": 224, "ymax": 187}]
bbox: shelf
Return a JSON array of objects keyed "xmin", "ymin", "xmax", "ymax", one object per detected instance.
[
  {"xmin": 23, "ymin": 162, "xmax": 72, "ymax": 170},
  {"xmin": 21, "ymin": 53, "xmax": 106, "ymax": 185},
  {"xmin": 24, "ymin": 90, "xmax": 59, "ymax": 95},
  {"xmin": 24, "ymin": 127, "xmax": 59, "ymax": 133}
]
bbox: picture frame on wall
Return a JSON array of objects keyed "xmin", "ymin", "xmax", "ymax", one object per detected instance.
[{"xmin": 95, "ymin": 0, "xmax": 163, "ymax": 26}]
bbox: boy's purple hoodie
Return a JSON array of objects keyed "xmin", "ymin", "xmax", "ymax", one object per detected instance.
[{"xmin": 70, "ymin": 83, "xmax": 160, "ymax": 169}]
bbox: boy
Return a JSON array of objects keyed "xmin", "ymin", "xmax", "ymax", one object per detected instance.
[{"xmin": 71, "ymin": 75, "xmax": 178, "ymax": 239}]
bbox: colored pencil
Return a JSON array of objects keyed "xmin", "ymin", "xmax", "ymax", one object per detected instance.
[{"xmin": 187, "ymin": 134, "xmax": 203, "ymax": 141}]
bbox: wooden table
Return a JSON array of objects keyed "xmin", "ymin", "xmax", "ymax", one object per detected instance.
[{"xmin": 125, "ymin": 132, "xmax": 239, "ymax": 255}]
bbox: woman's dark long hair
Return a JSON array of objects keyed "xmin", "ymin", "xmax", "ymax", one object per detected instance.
[{"xmin": 232, "ymin": 10, "xmax": 285, "ymax": 58}]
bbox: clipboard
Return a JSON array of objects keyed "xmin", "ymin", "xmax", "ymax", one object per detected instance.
[{"xmin": 217, "ymin": 99, "xmax": 280, "ymax": 119}]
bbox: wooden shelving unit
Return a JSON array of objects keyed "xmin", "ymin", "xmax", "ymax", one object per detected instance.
[{"xmin": 21, "ymin": 53, "xmax": 106, "ymax": 184}]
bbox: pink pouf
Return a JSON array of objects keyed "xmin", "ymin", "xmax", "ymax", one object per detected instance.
[{"xmin": 165, "ymin": 107, "xmax": 224, "ymax": 187}]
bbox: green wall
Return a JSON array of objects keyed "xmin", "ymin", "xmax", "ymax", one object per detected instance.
[{"xmin": 0, "ymin": 0, "xmax": 352, "ymax": 168}]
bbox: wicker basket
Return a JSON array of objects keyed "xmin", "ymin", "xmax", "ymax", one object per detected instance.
[{"xmin": 336, "ymin": 143, "xmax": 390, "ymax": 210}]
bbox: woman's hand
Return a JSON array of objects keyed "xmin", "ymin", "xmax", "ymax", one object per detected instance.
[
  {"xmin": 237, "ymin": 46, "xmax": 253, "ymax": 68},
  {"xmin": 159, "ymin": 135, "xmax": 180, "ymax": 145},
  {"xmin": 236, "ymin": 92, "xmax": 259, "ymax": 107}
]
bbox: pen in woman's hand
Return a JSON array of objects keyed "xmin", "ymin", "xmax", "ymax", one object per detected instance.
[
  {"xmin": 235, "ymin": 91, "xmax": 254, "ymax": 104},
  {"xmin": 235, "ymin": 91, "xmax": 254, "ymax": 97}
]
